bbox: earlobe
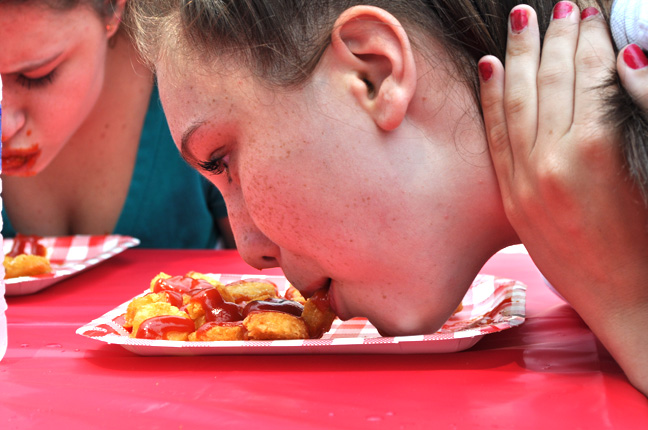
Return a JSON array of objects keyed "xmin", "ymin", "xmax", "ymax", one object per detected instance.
[
  {"xmin": 330, "ymin": 6, "xmax": 417, "ymax": 131},
  {"xmin": 105, "ymin": 0, "xmax": 127, "ymax": 38}
]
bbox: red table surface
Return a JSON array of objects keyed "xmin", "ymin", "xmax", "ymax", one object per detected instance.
[{"xmin": 1, "ymin": 249, "xmax": 646, "ymax": 429}]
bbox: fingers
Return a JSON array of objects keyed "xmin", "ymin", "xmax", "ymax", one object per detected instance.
[
  {"xmin": 478, "ymin": 6, "xmax": 541, "ymax": 189},
  {"xmin": 573, "ymin": 7, "xmax": 616, "ymax": 130},
  {"xmin": 502, "ymin": 6, "xmax": 541, "ymax": 156},
  {"xmin": 479, "ymin": 3, "xmax": 623, "ymax": 187},
  {"xmin": 618, "ymin": 44, "xmax": 648, "ymax": 111},
  {"xmin": 479, "ymin": 56, "xmax": 511, "ymax": 172},
  {"xmin": 536, "ymin": 2, "xmax": 580, "ymax": 139}
]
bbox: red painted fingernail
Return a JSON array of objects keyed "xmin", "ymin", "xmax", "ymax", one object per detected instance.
[
  {"xmin": 510, "ymin": 9, "xmax": 528, "ymax": 34},
  {"xmin": 553, "ymin": 2, "xmax": 573, "ymax": 19},
  {"xmin": 479, "ymin": 62, "xmax": 493, "ymax": 82},
  {"xmin": 624, "ymin": 44, "xmax": 648, "ymax": 70},
  {"xmin": 580, "ymin": 7, "xmax": 599, "ymax": 20}
]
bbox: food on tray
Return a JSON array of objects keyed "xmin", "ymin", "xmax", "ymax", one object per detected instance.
[
  {"xmin": 122, "ymin": 272, "xmax": 336, "ymax": 341},
  {"xmin": 3, "ymin": 233, "xmax": 52, "ymax": 279}
]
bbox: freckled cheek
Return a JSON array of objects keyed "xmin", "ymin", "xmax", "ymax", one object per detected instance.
[{"xmin": 239, "ymin": 166, "xmax": 322, "ymax": 243}]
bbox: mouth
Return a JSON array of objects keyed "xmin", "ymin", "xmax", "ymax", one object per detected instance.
[
  {"xmin": 297, "ymin": 278, "xmax": 351, "ymax": 322},
  {"xmin": 2, "ymin": 144, "xmax": 42, "ymax": 174},
  {"xmin": 296, "ymin": 277, "xmax": 331, "ymax": 299}
]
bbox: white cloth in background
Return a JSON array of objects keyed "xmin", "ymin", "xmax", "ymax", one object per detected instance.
[{"xmin": 611, "ymin": 0, "xmax": 648, "ymax": 50}]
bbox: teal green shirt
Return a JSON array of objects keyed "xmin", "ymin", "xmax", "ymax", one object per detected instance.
[{"xmin": 2, "ymin": 86, "xmax": 227, "ymax": 249}]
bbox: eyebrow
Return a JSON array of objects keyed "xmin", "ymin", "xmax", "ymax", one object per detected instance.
[
  {"xmin": 179, "ymin": 120, "xmax": 206, "ymax": 167},
  {"xmin": 10, "ymin": 51, "xmax": 63, "ymax": 74}
]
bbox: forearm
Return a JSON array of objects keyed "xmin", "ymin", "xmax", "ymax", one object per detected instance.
[{"xmin": 579, "ymin": 294, "xmax": 648, "ymax": 396}]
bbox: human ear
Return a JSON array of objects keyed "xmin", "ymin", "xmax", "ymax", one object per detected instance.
[
  {"xmin": 105, "ymin": 0, "xmax": 127, "ymax": 38},
  {"xmin": 329, "ymin": 6, "xmax": 417, "ymax": 131}
]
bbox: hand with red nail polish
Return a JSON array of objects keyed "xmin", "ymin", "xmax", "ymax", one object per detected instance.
[
  {"xmin": 618, "ymin": 44, "xmax": 648, "ymax": 110},
  {"xmin": 479, "ymin": 4, "xmax": 648, "ymax": 397}
]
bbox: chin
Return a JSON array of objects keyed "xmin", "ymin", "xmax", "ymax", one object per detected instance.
[{"xmin": 369, "ymin": 312, "xmax": 449, "ymax": 338}]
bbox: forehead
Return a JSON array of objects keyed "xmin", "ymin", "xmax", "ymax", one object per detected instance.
[
  {"xmin": 0, "ymin": 4, "xmax": 95, "ymax": 70},
  {"xmin": 155, "ymin": 51, "xmax": 263, "ymax": 138}
]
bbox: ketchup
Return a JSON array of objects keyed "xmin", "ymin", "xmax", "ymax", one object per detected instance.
[
  {"xmin": 309, "ymin": 288, "xmax": 331, "ymax": 313},
  {"xmin": 1, "ymin": 144, "xmax": 41, "ymax": 174},
  {"xmin": 189, "ymin": 288, "xmax": 243, "ymax": 323},
  {"xmin": 243, "ymin": 298, "xmax": 304, "ymax": 317},
  {"xmin": 7, "ymin": 233, "xmax": 47, "ymax": 257},
  {"xmin": 152, "ymin": 275, "xmax": 213, "ymax": 294},
  {"xmin": 135, "ymin": 315, "xmax": 195, "ymax": 340}
]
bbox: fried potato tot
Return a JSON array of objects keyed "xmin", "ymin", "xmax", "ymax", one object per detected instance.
[
  {"xmin": 120, "ymin": 273, "xmax": 338, "ymax": 342},
  {"xmin": 302, "ymin": 289, "xmax": 336, "ymax": 339},
  {"xmin": 3, "ymin": 254, "xmax": 52, "ymax": 279},
  {"xmin": 149, "ymin": 272, "xmax": 172, "ymax": 291},
  {"xmin": 244, "ymin": 311, "xmax": 309, "ymax": 340},
  {"xmin": 185, "ymin": 271, "xmax": 235, "ymax": 302},
  {"xmin": 188, "ymin": 321, "xmax": 246, "ymax": 341},
  {"xmin": 185, "ymin": 271, "xmax": 222, "ymax": 286},
  {"xmin": 225, "ymin": 280, "xmax": 278, "ymax": 304},
  {"xmin": 284, "ymin": 285, "xmax": 306, "ymax": 305},
  {"xmin": 124, "ymin": 293, "xmax": 168, "ymax": 329},
  {"xmin": 135, "ymin": 315, "xmax": 195, "ymax": 341},
  {"xmin": 130, "ymin": 302, "xmax": 190, "ymax": 338}
]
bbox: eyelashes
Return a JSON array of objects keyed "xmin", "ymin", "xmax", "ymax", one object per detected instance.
[
  {"xmin": 198, "ymin": 157, "xmax": 228, "ymax": 176},
  {"xmin": 16, "ymin": 70, "xmax": 57, "ymax": 90}
]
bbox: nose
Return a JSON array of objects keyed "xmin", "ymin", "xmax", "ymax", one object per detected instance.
[
  {"xmin": 230, "ymin": 206, "xmax": 281, "ymax": 270},
  {"xmin": 0, "ymin": 92, "xmax": 26, "ymax": 143}
]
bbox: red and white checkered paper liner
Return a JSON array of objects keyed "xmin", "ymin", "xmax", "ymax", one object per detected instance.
[
  {"xmin": 4, "ymin": 235, "xmax": 140, "ymax": 296},
  {"xmin": 77, "ymin": 273, "xmax": 526, "ymax": 355}
]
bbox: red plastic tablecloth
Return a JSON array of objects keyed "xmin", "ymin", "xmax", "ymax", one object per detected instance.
[{"xmin": 1, "ymin": 249, "xmax": 647, "ymax": 429}]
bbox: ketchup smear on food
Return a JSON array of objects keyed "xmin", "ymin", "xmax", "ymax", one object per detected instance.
[{"xmin": 8, "ymin": 233, "xmax": 47, "ymax": 257}]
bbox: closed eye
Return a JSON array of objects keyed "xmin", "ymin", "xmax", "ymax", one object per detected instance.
[
  {"xmin": 198, "ymin": 155, "xmax": 232, "ymax": 184},
  {"xmin": 17, "ymin": 70, "xmax": 57, "ymax": 89},
  {"xmin": 198, "ymin": 157, "xmax": 228, "ymax": 175}
]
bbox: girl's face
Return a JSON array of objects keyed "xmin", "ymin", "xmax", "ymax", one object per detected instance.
[
  {"xmin": 0, "ymin": 3, "xmax": 109, "ymax": 175},
  {"xmin": 157, "ymin": 49, "xmax": 516, "ymax": 336}
]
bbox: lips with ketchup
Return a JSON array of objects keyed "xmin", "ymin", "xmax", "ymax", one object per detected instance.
[{"xmin": 1, "ymin": 144, "xmax": 42, "ymax": 175}]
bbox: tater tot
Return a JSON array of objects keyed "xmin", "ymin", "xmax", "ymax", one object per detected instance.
[
  {"xmin": 225, "ymin": 280, "xmax": 278, "ymax": 304},
  {"xmin": 149, "ymin": 272, "xmax": 172, "ymax": 291},
  {"xmin": 130, "ymin": 302, "xmax": 190, "ymax": 338},
  {"xmin": 124, "ymin": 293, "xmax": 167, "ymax": 328},
  {"xmin": 188, "ymin": 322, "xmax": 246, "ymax": 341},
  {"xmin": 301, "ymin": 290, "xmax": 336, "ymax": 339},
  {"xmin": 186, "ymin": 271, "xmax": 223, "ymax": 286},
  {"xmin": 120, "ymin": 273, "xmax": 338, "ymax": 342},
  {"xmin": 185, "ymin": 271, "xmax": 235, "ymax": 302},
  {"xmin": 244, "ymin": 311, "xmax": 309, "ymax": 340},
  {"xmin": 284, "ymin": 285, "xmax": 306, "ymax": 305},
  {"xmin": 3, "ymin": 255, "xmax": 52, "ymax": 279}
]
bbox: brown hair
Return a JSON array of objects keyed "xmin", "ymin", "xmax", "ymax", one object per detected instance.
[{"xmin": 126, "ymin": 0, "xmax": 648, "ymax": 198}]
